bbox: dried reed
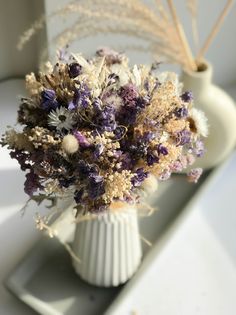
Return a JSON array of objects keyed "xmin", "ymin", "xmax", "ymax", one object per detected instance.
[{"xmin": 17, "ymin": 0, "xmax": 235, "ymax": 72}]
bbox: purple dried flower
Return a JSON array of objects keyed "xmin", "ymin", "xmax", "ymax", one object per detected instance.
[
  {"xmin": 130, "ymin": 143, "xmax": 147, "ymax": 158},
  {"xmin": 194, "ymin": 140, "xmax": 205, "ymax": 157},
  {"xmin": 170, "ymin": 160, "xmax": 183, "ymax": 172},
  {"xmin": 24, "ymin": 170, "xmax": 42, "ymax": 196},
  {"xmin": 74, "ymin": 188, "xmax": 84, "ymax": 204},
  {"xmin": 157, "ymin": 144, "xmax": 168, "ymax": 156},
  {"xmin": 112, "ymin": 150, "xmax": 122, "ymax": 159},
  {"xmin": 181, "ymin": 91, "xmax": 193, "ymax": 103},
  {"xmin": 10, "ymin": 150, "xmax": 30, "ymax": 171},
  {"xmin": 68, "ymin": 101, "xmax": 76, "ymax": 110},
  {"xmin": 73, "ymin": 130, "xmax": 90, "ymax": 148},
  {"xmin": 41, "ymin": 89, "xmax": 58, "ymax": 111},
  {"xmin": 131, "ymin": 168, "xmax": 148, "ymax": 187},
  {"xmin": 114, "ymin": 126, "xmax": 126, "ymax": 139},
  {"xmin": 97, "ymin": 105, "xmax": 117, "ymax": 131},
  {"xmin": 136, "ymin": 95, "xmax": 150, "ymax": 109},
  {"xmin": 175, "ymin": 107, "xmax": 188, "ymax": 118},
  {"xmin": 68, "ymin": 85, "xmax": 91, "ymax": 111},
  {"xmin": 88, "ymin": 174, "xmax": 105, "ymax": 199},
  {"xmin": 141, "ymin": 132, "xmax": 156, "ymax": 143},
  {"xmin": 176, "ymin": 129, "xmax": 191, "ymax": 146},
  {"xmin": 187, "ymin": 168, "xmax": 203, "ymax": 183},
  {"xmin": 59, "ymin": 176, "xmax": 76, "ymax": 188},
  {"xmin": 92, "ymin": 98, "xmax": 102, "ymax": 112},
  {"xmin": 96, "ymin": 47, "xmax": 123, "ymax": 65},
  {"xmin": 94, "ymin": 144, "xmax": 104, "ymax": 159},
  {"xmin": 77, "ymin": 161, "xmax": 98, "ymax": 179},
  {"xmin": 119, "ymin": 106, "xmax": 137, "ymax": 125},
  {"xmin": 159, "ymin": 169, "xmax": 171, "ymax": 181},
  {"xmin": 147, "ymin": 153, "xmax": 159, "ymax": 166},
  {"xmin": 119, "ymin": 153, "xmax": 133, "ymax": 169},
  {"xmin": 68, "ymin": 62, "xmax": 82, "ymax": 78},
  {"xmin": 119, "ymin": 84, "xmax": 138, "ymax": 106}
]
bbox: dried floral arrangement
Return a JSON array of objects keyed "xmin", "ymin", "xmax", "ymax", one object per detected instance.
[
  {"xmin": 18, "ymin": 0, "xmax": 234, "ymax": 72},
  {"xmin": 1, "ymin": 49, "xmax": 208, "ymax": 217}
]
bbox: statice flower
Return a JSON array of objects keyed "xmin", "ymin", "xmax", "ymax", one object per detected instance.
[
  {"xmin": 176, "ymin": 129, "xmax": 191, "ymax": 146},
  {"xmin": 68, "ymin": 62, "xmax": 82, "ymax": 78},
  {"xmin": 24, "ymin": 170, "xmax": 42, "ymax": 196},
  {"xmin": 181, "ymin": 91, "xmax": 193, "ymax": 103},
  {"xmin": 41, "ymin": 89, "xmax": 58, "ymax": 111},
  {"xmin": 73, "ymin": 130, "xmax": 90, "ymax": 148},
  {"xmin": 131, "ymin": 168, "xmax": 148, "ymax": 187},
  {"xmin": 88, "ymin": 175, "xmax": 105, "ymax": 199},
  {"xmin": 187, "ymin": 168, "xmax": 203, "ymax": 183},
  {"xmin": 194, "ymin": 140, "xmax": 205, "ymax": 157},
  {"xmin": 175, "ymin": 107, "xmax": 188, "ymax": 118},
  {"xmin": 96, "ymin": 105, "xmax": 117, "ymax": 131}
]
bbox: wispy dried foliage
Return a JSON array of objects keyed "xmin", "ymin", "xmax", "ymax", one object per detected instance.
[{"xmin": 18, "ymin": 0, "xmax": 194, "ymax": 70}]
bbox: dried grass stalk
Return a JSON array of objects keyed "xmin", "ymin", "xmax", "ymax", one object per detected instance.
[
  {"xmin": 187, "ymin": 0, "xmax": 199, "ymax": 52},
  {"xmin": 17, "ymin": 0, "xmax": 234, "ymax": 71},
  {"xmin": 196, "ymin": 0, "xmax": 234, "ymax": 61},
  {"xmin": 17, "ymin": 0, "xmax": 191, "ymax": 70}
]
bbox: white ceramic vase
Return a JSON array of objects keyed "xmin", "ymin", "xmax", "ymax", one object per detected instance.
[
  {"xmin": 72, "ymin": 205, "xmax": 142, "ymax": 287},
  {"xmin": 181, "ymin": 61, "xmax": 236, "ymax": 170}
]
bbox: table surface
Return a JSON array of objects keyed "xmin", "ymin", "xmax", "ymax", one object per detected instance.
[{"xmin": 0, "ymin": 79, "xmax": 236, "ymax": 315}]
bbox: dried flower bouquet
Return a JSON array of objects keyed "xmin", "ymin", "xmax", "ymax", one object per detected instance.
[{"xmin": 1, "ymin": 49, "xmax": 207, "ymax": 218}]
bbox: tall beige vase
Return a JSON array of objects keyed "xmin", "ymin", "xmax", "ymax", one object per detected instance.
[
  {"xmin": 72, "ymin": 205, "xmax": 142, "ymax": 287},
  {"xmin": 181, "ymin": 61, "xmax": 236, "ymax": 169}
]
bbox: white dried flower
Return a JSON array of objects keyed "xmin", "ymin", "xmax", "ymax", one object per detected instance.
[
  {"xmin": 131, "ymin": 65, "xmax": 141, "ymax": 86},
  {"xmin": 103, "ymin": 94, "xmax": 123, "ymax": 110},
  {"xmin": 110, "ymin": 64, "xmax": 130, "ymax": 86},
  {"xmin": 189, "ymin": 108, "xmax": 209, "ymax": 137},
  {"xmin": 158, "ymin": 72, "xmax": 183, "ymax": 94},
  {"xmin": 48, "ymin": 107, "xmax": 74, "ymax": 131},
  {"xmin": 141, "ymin": 174, "xmax": 158, "ymax": 195},
  {"xmin": 62, "ymin": 134, "xmax": 79, "ymax": 154}
]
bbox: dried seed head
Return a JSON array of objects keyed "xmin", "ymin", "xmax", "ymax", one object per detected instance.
[{"xmin": 62, "ymin": 134, "xmax": 79, "ymax": 154}]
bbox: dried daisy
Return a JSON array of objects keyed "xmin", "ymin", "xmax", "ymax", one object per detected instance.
[
  {"xmin": 188, "ymin": 108, "xmax": 208, "ymax": 137},
  {"xmin": 48, "ymin": 107, "xmax": 75, "ymax": 131}
]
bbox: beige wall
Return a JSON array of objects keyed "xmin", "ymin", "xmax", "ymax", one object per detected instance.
[{"xmin": 0, "ymin": 0, "xmax": 45, "ymax": 81}]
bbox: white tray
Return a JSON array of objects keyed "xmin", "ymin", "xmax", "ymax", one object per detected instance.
[{"xmin": 5, "ymin": 172, "xmax": 208, "ymax": 315}]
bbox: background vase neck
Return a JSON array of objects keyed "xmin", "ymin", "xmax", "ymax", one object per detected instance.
[{"xmin": 181, "ymin": 61, "xmax": 213, "ymax": 96}]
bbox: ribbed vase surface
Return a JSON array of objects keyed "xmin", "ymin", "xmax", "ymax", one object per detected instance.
[{"xmin": 72, "ymin": 206, "xmax": 142, "ymax": 287}]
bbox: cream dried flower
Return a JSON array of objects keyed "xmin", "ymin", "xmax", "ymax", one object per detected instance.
[
  {"xmin": 62, "ymin": 134, "xmax": 79, "ymax": 154},
  {"xmin": 189, "ymin": 108, "xmax": 209, "ymax": 137}
]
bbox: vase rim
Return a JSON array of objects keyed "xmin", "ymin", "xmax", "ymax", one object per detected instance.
[{"xmin": 183, "ymin": 59, "xmax": 212, "ymax": 78}]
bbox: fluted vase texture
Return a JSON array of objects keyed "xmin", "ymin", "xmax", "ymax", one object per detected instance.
[{"xmin": 72, "ymin": 206, "xmax": 142, "ymax": 287}]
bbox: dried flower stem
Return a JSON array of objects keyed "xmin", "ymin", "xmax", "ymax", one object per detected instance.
[
  {"xmin": 187, "ymin": 0, "xmax": 199, "ymax": 52},
  {"xmin": 196, "ymin": 0, "xmax": 234, "ymax": 62},
  {"xmin": 166, "ymin": 0, "xmax": 197, "ymax": 71}
]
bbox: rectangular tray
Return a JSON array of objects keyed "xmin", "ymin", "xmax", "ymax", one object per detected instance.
[{"xmin": 5, "ymin": 173, "xmax": 209, "ymax": 315}]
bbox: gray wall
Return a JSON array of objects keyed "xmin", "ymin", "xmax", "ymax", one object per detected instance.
[{"xmin": 0, "ymin": 0, "xmax": 45, "ymax": 81}]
